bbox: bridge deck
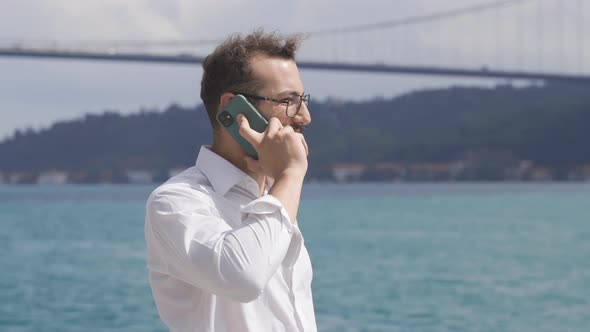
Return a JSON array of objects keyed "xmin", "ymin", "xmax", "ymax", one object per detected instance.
[{"xmin": 1, "ymin": 48, "xmax": 589, "ymax": 84}]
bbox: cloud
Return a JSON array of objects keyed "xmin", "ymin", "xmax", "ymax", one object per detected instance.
[
  {"xmin": 0, "ymin": 1, "xmax": 184, "ymax": 43},
  {"xmin": 0, "ymin": 0, "xmax": 587, "ymax": 138}
]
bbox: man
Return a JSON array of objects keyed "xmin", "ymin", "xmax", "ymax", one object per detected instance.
[{"xmin": 145, "ymin": 30, "xmax": 317, "ymax": 332}]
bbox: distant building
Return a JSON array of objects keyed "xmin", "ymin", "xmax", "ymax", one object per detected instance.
[
  {"xmin": 404, "ymin": 162, "xmax": 462, "ymax": 181},
  {"xmin": 8, "ymin": 174, "xmax": 19, "ymax": 184},
  {"xmin": 530, "ymin": 167, "xmax": 553, "ymax": 181},
  {"xmin": 37, "ymin": 171, "xmax": 68, "ymax": 185},
  {"xmin": 505, "ymin": 160, "xmax": 534, "ymax": 181},
  {"xmin": 568, "ymin": 164, "xmax": 590, "ymax": 181},
  {"xmin": 8, "ymin": 172, "xmax": 35, "ymax": 184},
  {"xmin": 449, "ymin": 161, "xmax": 466, "ymax": 180},
  {"xmin": 67, "ymin": 170, "xmax": 94, "ymax": 183},
  {"xmin": 126, "ymin": 170, "xmax": 154, "ymax": 184},
  {"xmin": 370, "ymin": 162, "xmax": 407, "ymax": 181},
  {"xmin": 331, "ymin": 163, "xmax": 365, "ymax": 182}
]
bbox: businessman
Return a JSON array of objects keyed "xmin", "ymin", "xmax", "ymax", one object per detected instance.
[{"xmin": 145, "ymin": 30, "xmax": 317, "ymax": 331}]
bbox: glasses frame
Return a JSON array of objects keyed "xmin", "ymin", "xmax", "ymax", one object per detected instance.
[{"xmin": 232, "ymin": 92, "xmax": 310, "ymax": 118}]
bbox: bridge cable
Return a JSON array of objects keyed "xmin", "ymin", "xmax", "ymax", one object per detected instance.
[{"xmin": 4, "ymin": 0, "xmax": 535, "ymax": 49}]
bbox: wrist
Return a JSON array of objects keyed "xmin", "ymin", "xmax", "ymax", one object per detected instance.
[{"xmin": 276, "ymin": 167, "xmax": 306, "ymax": 181}]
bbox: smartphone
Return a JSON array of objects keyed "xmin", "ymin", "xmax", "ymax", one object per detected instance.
[{"xmin": 216, "ymin": 94, "xmax": 268, "ymax": 159}]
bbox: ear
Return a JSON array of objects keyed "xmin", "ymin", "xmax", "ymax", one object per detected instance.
[{"xmin": 219, "ymin": 92, "xmax": 235, "ymax": 111}]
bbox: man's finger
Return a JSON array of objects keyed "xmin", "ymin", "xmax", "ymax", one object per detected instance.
[
  {"xmin": 266, "ymin": 117, "xmax": 282, "ymax": 136},
  {"xmin": 281, "ymin": 125, "xmax": 295, "ymax": 133},
  {"xmin": 238, "ymin": 114, "xmax": 262, "ymax": 146}
]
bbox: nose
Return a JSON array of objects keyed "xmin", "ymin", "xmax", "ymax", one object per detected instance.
[{"xmin": 293, "ymin": 101, "xmax": 311, "ymax": 126}]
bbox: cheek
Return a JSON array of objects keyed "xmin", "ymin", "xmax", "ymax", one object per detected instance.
[
  {"xmin": 260, "ymin": 107, "xmax": 287, "ymax": 122},
  {"xmin": 255, "ymin": 105, "xmax": 276, "ymax": 119}
]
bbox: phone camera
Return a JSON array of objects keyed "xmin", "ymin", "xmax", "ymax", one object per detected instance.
[{"xmin": 218, "ymin": 111, "xmax": 234, "ymax": 127}]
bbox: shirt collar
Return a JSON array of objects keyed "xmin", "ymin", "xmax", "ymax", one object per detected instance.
[{"xmin": 195, "ymin": 145, "xmax": 258, "ymax": 196}]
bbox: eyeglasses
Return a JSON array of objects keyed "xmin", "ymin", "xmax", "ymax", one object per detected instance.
[{"xmin": 233, "ymin": 92, "xmax": 310, "ymax": 118}]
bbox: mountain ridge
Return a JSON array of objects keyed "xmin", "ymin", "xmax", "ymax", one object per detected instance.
[{"xmin": 2, "ymin": 82, "xmax": 589, "ymax": 182}]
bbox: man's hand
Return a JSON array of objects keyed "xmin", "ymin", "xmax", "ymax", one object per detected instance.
[
  {"xmin": 238, "ymin": 114, "xmax": 308, "ymax": 224},
  {"xmin": 238, "ymin": 115, "xmax": 308, "ymax": 179}
]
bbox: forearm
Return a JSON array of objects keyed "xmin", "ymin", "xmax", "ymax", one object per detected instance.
[{"xmin": 268, "ymin": 171, "xmax": 305, "ymax": 224}]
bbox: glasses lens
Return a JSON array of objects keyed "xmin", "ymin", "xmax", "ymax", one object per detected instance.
[
  {"xmin": 286, "ymin": 96, "xmax": 300, "ymax": 118},
  {"xmin": 286, "ymin": 95, "xmax": 310, "ymax": 118}
]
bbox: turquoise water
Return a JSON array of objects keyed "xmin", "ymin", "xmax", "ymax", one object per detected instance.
[{"xmin": 1, "ymin": 183, "xmax": 589, "ymax": 331}]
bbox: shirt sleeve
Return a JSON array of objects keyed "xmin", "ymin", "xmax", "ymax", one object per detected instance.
[{"xmin": 145, "ymin": 185, "xmax": 302, "ymax": 303}]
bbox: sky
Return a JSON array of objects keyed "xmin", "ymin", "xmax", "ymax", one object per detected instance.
[{"xmin": 0, "ymin": 0, "xmax": 587, "ymax": 140}]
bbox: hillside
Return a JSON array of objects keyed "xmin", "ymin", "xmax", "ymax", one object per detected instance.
[{"xmin": 1, "ymin": 82, "xmax": 589, "ymax": 182}]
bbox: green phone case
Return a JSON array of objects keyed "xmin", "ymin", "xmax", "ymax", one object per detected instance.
[{"xmin": 216, "ymin": 95, "xmax": 268, "ymax": 159}]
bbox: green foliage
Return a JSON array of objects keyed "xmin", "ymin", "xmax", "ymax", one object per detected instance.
[{"xmin": 1, "ymin": 83, "xmax": 589, "ymax": 177}]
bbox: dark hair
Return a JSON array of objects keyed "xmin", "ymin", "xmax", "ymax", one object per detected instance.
[{"xmin": 200, "ymin": 30, "xmax": 302, "ymax": 130}]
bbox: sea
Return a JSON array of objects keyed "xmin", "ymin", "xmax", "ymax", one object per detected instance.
[{"xmin": 1, "ymin": 183, "xmax": 589, "ymax": 332}]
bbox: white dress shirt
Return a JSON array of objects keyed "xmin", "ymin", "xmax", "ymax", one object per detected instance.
[{"xmin": 145, "ymin": 146, "xmax": 317, "ymax": 332}]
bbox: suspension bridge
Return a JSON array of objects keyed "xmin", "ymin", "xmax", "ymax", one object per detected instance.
[{"xmin": 1, "ymin": 0, "xmax": 588, "ymax": 84}]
